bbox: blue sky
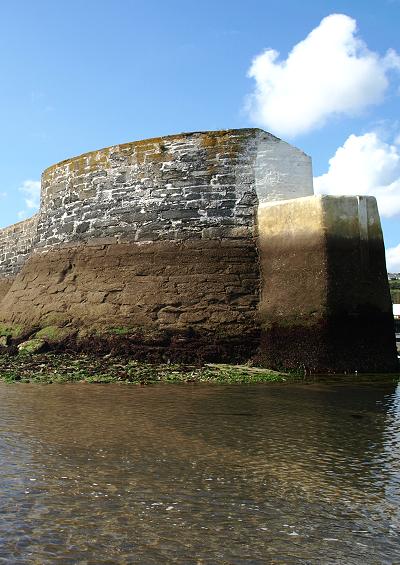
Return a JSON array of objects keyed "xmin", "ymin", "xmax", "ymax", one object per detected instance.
[{"xmin": 0, "ymin": 0, "xmax": 399, "ymax": 268}]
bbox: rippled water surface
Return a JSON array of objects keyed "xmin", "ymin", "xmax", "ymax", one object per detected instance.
[{"xmin": 0, "ymin": 380, "xmax": 400, "ymax": 564}]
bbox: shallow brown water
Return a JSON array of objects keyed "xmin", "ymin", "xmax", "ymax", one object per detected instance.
[{"xmin": 0, "ymin": 380, "xmax": 399, "ymax": 564}]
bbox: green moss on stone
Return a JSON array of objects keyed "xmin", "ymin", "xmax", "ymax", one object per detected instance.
[
  {"xmin": 17, "ymin": 339, "xmax": 46, "ymax": 355},
  {"xmin": 35, "ymin": 325, "xmax": 76, "ymax": 342},
  {"xmin": 0, "ymin": 324, "xmax": 23, "ymax": 338},
  {"xmin": 0, "ymin": 353, "xmax": 290, "ymax": 384},
  {"xmin": 35, "ymin": 326, "xmax": 60, "ymax": 340}
]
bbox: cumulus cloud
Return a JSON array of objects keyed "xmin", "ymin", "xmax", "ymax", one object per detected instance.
[
  {"xmin": 314, "ymin": 132, "xmax": 400, "ymax": 217},
  {"xmin": 19, "ymin": 180, "xmax": 41, "ymax": 209},
  {"xmin": 386, "ymin": 244, "xmax": 400, "ymax": 272},
  {"xmin": 246, "ymin": 14, "xmax": 400, "ymax": 137},
  {"xmin": 17, "ymin": 179, "xmax": 41, "ymax": 219}
]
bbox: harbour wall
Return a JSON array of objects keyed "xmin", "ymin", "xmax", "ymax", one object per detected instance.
[{"xmin": 0, "ymin": 129, "xmax": 396, "ymax": 371}]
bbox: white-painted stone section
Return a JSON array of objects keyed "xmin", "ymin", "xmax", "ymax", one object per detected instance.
[{"xmin": 254, "ymin": 135, "xmax": 313, "ymax": 203}]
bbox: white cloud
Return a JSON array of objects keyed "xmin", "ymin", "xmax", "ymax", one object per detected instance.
[
  {"xmin": 386, "ymin": 244, "xmax": 400, "ymax": 272},
  {"xmin": 246, "ymin": 14, "xmax": 400, "ymax": 137},
  {"xmin": 18, "ymin": 179, "xmax": 41, "ymax": 219},
  {"xmin": 19, "ymin": 179, "xmax": 40, "ymax": 210},
  {"xmin": 314, "ymin": 132, "xmax": 400, "ymax": 217}
]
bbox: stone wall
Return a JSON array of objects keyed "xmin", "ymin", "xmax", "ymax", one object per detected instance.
[
  {"xmin": 0, "ymin": 128, "xmax": 312, "ymax": 322},
  {"xmin": 0, "ymin": 215, "xmax": 38, "ymax": 278},
  {"xmin": 0, "ymin": 129, "xmax": 396, "ymax": 371},
  {"xmin": 1, "ymin": 239, "xmax": 260, "ymax": 360},
  {"xmin": 0, "ymin": 128, "xmax": 315, "ymax": 363},
  {"xmin": 35, "ymin": 129, "xmax": 312, "ymax": 248}
]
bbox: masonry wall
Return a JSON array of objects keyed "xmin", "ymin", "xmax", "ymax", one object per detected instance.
[
  {"xmin": 0, "ymin": 129, "xmax": 312, "ymax": 362},
  {"xmin": 0, "ymin": 215, "xmax": 38, "ymax": 277},
  {"xmin": 0, "ymin": 129, "xmax": 312, "ymax": 265},
  {"xmin": 1, "ymin": 129, "xmax": 394, "ymax": 371},
  {"xmin": 1, "ymin": 239, "xmax": 260, "ymax": 360},
  {"xmin": 36, "ymin": 129, "xmax": 312, "ymax": 248}
]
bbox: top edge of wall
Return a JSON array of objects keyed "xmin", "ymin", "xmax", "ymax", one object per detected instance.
[
  {"xmin": 258, "ymin": 194, "xmax": 378, "ymax": 208},
  {"xmin": 0, "ymin": 213, "xmax": 39, "ymax": 235},
  {"xmin": 42, "ymin": 128, "xmax": 284, "ymax": 176}
]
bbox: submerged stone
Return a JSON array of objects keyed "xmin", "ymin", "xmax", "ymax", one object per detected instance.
[{"xmin": 18, "ymin": 339, "xmax": 46, "ymax": 355}]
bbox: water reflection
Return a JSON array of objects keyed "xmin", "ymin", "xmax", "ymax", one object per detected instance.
[{"xmin": 0, "ymin": 381, "xmax": 399, "ymax": 563}]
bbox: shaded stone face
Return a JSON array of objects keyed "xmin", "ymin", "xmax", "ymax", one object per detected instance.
[
  {"xmin": 1, "ymin": 239, "xmax": 259, "ymax": 332},
  {"xmin": 257, "ymin": 195, "xmax": 398, "ymax": 372}
]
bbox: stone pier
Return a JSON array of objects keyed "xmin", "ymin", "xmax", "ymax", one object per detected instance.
[{"xmin": 0, "ymin": 129, "xmax": 397, "ymax": 371}]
